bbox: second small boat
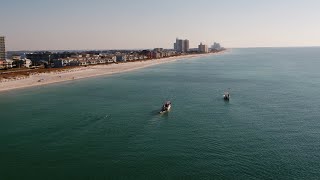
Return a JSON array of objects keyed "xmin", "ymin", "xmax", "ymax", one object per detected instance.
[
  {"xmin": 223, "ymin": 92, "xmax": 230, "ymax": 101},
  {"xmin": 160, "ymin": 101, "xmax": 171, "ymax": 114}
]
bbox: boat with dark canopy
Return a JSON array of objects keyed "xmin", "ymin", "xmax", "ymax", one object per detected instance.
[
  {"xmin": 160, "ymin": 101, "xmax": 171, "ymax": 114},
  {"xmin": 223, "ymin": 92, "xmax": 230, "ymax": 101}
]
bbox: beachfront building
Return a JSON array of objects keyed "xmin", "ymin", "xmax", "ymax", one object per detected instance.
[
  {"xmin": 23, "ymin": 59, "xmax": 32, "ymax": 68},
  {"xmin": 174, "ymin": 38, "xmax": 189, "ymax": 53},
  {"xmin": 88, "ymin": 59, "xmax": 97, "ymax": 65},
  {"xmin": 162, "ymin": 50, "xmax": 176, "ymax": 57},
  {"xmin": 0, "ymin": 36, "xmax": 6, "ymax": 61},
  {"xmin": 116, "ymin": 55, "xmax": 127, "ymax": 62},
  {"xmin": 198, "ymin": 43, "xmax": 209, "ymax": 53},
  {"xmin": 26, "ymin": 52, "xmax": 77, "ymax": 66},
  {"xmin": 184, "ymin": 40, "xmax": 189, "ymax": 52},
  {"xmin": 0, "ymin": 60, "xmax": 15, "ymax": 69},
  {"xmin": 0, "ymin": 59, "xmax": 13, "ymax": 69},
  {"xmin": 211, "ymin": 42, "xmax": 222, "ymax": 51},
  {"xmin": 0, "ymin": 60, "xmax": 6, "ymax": 69},
  {"xmin": 5, "ymin": 59, "xmax": 14, "ymax": 68},
  {"xmin": 139, "ymin": 50, "xmax": 152, "ymax": 59},
  {"xmin": 127, "ymin": 55, "xmax": 135, "ymax": 61},
  {"xmin": 152, "ymin": 51, "xmax": 161, "ymax": 59},
  {"xmin": 104, "ymin": 55, "xmax": 117, "ymax": 63}
]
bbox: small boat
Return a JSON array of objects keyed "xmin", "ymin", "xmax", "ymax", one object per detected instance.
[
  {"xmin": 223, "ymin": 92, "xmax": 230, "ymax": 101},
  {"xmin": 160, "ymin": 101, "xmax": 171, "ymax": 114}
]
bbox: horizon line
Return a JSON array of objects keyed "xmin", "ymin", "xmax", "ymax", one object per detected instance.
[{"xmin": 6, "ymin": 45, "xmax": 320, "ymax": 52}]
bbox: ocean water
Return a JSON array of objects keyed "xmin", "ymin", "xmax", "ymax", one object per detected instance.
[{"xmin": 1, "ymin": 48, "xmax": 320, "ymax": 179}]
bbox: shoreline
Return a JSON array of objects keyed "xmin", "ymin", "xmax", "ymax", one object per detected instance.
[{"xmin": 0, "ymin": 51, "xmax": 227, "ymax": 92}]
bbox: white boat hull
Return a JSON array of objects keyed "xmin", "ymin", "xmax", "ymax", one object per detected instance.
[{"xmin": 160, "ymin": 104, "xmax": 171, "ymax": 114}]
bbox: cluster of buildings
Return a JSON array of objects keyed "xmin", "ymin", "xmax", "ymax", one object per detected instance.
[
  {"xmin": 0, "ymin": 36, "xmax": 32, "ymax": 69},
  {"xmin": 198, "ymin": 43, "xmax": 209, "ymax": 53},
  {"xmin": 174, "ymin": 38, "xmax": 190, "ymax": 53},
  {"xmin": 174, "ymin": 38, "xmax": 224, "ymax": 54},
  {"xmin": 22, "ymin": 49, "xmax": 178, "ymax": 68},
  {"xmin": 196, "ymin": 41, "xmax": 224, "ymax": 53},
  {"xmin": 212, "ymin": 42, "xmax": 222, "ymax": 51},
  {"xmin": 0, "ymin": 36, "xmax": 224, "ymax": 70}
]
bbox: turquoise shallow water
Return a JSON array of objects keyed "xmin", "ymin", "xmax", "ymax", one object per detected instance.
[{"xmin": 1, "ymin": 48, "xmax": 320, "ymax": 179}]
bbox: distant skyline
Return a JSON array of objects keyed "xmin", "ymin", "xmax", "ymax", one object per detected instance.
[{"xmin": 1, "ymin": 0, "xmax": 320, "ymax": 51}]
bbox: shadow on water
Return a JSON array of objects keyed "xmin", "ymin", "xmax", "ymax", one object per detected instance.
[
  {"xmin": 159, "ymin": 112, "xmax": 170, "ymax": 119},
  {"xmin": 224, "ymin": 99, "xmax": 230, "ymax": 104},
  {"xmin": 147, "ymin": 109, "xmax": 170, "ymax": 126},
  {"xmin": 151, "ymin": 109, "xmax": 170, "ymax": 118},
  {"xmin": 151, "ymin": 109, "xmax": 161, "ymax": 116}
]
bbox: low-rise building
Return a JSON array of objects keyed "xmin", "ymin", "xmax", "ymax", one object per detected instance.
[
  {"xmin": 138, "ymin": 55, "xmax": 145, "ymax": 60},
  {"xmin": 0, "ymin": 60, "xmax": 5, "ymax": 69},
  {"xmin": 152, "ymin": 51, "xmax": 161, "ymax": 59},
  {"xmin": 127, "ymin": 55, "xmax": 135, "ymax": 61},
  {"xmin": 97, "ymin": 59, "xmax": 106, "ymax": 64},
  {"xmin": 88, "ymin": 59, "xmax": 97, "ymax": 65},
  {"xmin": 12, "ymin": 55, "xmax": 21, "ymax": 61},
  {"xmin": 105, "ymin": 55, "xmax": 117, "ymax": 63},
  {"xmin": 116, "ymin": 55, "xmax": 127, "ymax": 62},
  {"xmin": 69, "ymin": 60, "xmax": 80, "ymax": 66},
  {"xmin": 6, "ymin": 59, "xmax": 14, "ymax": 68},
  {"xmin": 23, "ymin": 59, "xmax": 32, "ymax": 68},
  {"xmin": 79, "ymin": 60, "xmax": 88, "ymax": 66}
]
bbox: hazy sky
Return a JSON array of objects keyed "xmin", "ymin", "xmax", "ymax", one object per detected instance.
[{"xmin": 1, "ymin": 0, "xmax": 320, "ymax": 50}]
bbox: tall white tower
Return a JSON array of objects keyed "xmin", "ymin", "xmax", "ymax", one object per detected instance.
[{"xmin": 0, "ymin": 36, "xmax": 5, "ymax": 60}]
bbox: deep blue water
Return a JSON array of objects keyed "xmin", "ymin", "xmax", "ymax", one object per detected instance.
[{"xmin": 1, "ymin": 48, "xmax": 320, "ymax": 179}]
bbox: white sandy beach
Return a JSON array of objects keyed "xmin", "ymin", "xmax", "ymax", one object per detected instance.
[{"xmin": 0, "ymin": 52, "xmax": 224, "ymax": 92}]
